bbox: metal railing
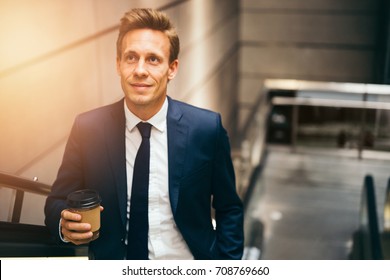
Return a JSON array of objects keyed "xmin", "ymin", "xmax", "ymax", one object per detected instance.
[
  {"xmin": 265, "ymin": 79, "xmax": 390, "ymax": 159},
  {"xmin": 360, "ymin": 175, "xmax": 383, "ymax": 259},
  {"xmin": 349, "ymin": 175, "xmax": 390, "ymax": 260},
  {"xmin": 234, "ymin": 89, "xmax": 270, "ymax": 201},
  {"xmin": 0, "ymin": 172, "xmax": 89, "ymax": 258},
  {"xmin": 0, "ymin": 172, "xmax": 51, "ymax": 223}
]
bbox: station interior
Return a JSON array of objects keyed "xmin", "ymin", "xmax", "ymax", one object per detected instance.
[{"xmin": 1, "ymin": 0, "xmax": 390, "ymax": 259}]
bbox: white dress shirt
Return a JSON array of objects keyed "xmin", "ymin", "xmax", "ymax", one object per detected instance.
[{"xmin": 124, "ymin": 98, "xmax": 194, "ymax": 260}]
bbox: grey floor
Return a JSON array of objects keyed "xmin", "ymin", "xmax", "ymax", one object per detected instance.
[{"xmin": 243, "ymin": 145, "xmax": 390, "ymax": 260}]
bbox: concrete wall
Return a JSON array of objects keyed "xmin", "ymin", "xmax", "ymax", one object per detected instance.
[
  {"xmin": 238, "ymin": 0, "xmax": 383, "ymax": 129},
  {"xmin": 0, "ymin": 0, "xmax": 240, "ymax": 225}
]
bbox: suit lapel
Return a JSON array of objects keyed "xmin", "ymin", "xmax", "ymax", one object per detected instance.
[
  {"xmin": 105, "ymin": 99, "xmax": 127, "ymax": 228},
  {"xmin": 167, "ymin": 97, "xmax": 188, "ymax": 216}
]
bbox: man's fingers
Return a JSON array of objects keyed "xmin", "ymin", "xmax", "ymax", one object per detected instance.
[
  {"xmin": 60, "ymin": 208, "xmax": 93, "ymax": 245},
  {"xmin": 61, "ymin": 222, "xmax": 93, "ymax": 245},
  {"xmin": 62, "ymin": 220, "xmax": 91, "ymax": 232},
  {"xmin": 63, "ymin": 228, "xmax": 93, "ymax": 244},
  {"xmin": 61, "ymin": 209, "xmax": 82, "ymax": 222}
]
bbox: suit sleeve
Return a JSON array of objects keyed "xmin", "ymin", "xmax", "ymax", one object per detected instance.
[
  {"xmin": 44, "ymin": 117, "xmax": 85, "ymax": 242},
  {"xmin": 211, "ymin": 114, "xmax": 244, "ymax": 259}
]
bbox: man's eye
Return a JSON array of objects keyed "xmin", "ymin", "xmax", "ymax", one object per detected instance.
[
  {"xmin": 126, "ymin": 55, "xmax": 137, "ymax": 62},
  {"xmin": 148, "ymin": 56, "xmax": 160, "ymax": 64}
]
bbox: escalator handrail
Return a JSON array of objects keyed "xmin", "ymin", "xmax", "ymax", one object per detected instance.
[
  {"xmin": 360, "ymin": 175, "xmax": 384, "ymax": 259},
  {"xmin": 0, "ymin": 173, "xmax": 89, "ymax": 258},
  {"xmin": 0, "ymin": 171, "xmax": 51, "ymax": 196}
]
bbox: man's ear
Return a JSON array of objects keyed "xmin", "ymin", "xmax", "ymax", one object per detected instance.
[{"xmin": 168, "ymin": 59, "xmax": 179, "ymax": 80}]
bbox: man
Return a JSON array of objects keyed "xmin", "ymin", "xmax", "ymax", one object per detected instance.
[{"xmin": 44, "ymin": 8, "xmax": 243, "ymax": 260}]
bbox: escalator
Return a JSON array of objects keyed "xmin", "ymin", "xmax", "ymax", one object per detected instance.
[
  {"xmin": 241, "ymin": 79, "xmax": 390, "ymax": 259},
  {"xmin": 350, "ymin": 175, "xmax": 390, "ymax": 260},
  {"xmin": 0, "ymin": 172, "xmax": 88, "ymax": 258}
]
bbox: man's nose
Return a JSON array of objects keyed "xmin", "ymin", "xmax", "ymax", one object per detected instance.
[{"xmin": 134, "ymin": 60, "xmax": 148, "ymax": 77}]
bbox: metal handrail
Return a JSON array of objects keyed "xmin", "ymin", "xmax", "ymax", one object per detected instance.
[
  {"xmin": 234, "ymin": 87, "xmax": 270, "ymax": 199},
  {"xmin": 269, "ymin": 94, "xmax": 390, "ymax": 159},
  {"xmin": 0, "ymin": 171, "xmax": 51, "ymax": 223},
  {"xmin": 360, "ymin": 175, "xmax": 383, "ymax": 259},
  {"xmin": 272, "ymin": 96, "xmax": 390, "ymax": 110},
  {"xmin": 0, "ymin": 172, "xmax": 51, "ymax": 196},
  {"xmin": 0, "ymin": 173, "xmax": 89, "ymax": 258},
  {"xmin": 264, "ymin": 79, "xmax": 390, "ymax": 96}
]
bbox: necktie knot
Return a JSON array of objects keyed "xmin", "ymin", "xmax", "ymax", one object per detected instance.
[{"xmin": 137, "ymin": 122, "xmax": 152, "ymax": 139}]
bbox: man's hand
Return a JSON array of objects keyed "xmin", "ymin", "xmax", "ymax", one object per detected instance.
[{"xmin": 60, "ymin": 206, "xmax": 103, "ymax": 245}]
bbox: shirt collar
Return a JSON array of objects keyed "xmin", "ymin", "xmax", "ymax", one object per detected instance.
[{"xmin": 124, "ymin": 98, "xmax": 167, "ymax": 133}]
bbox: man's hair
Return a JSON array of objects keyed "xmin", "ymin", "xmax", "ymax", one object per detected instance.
[{"xmin": 116, "ymin": 8, "xmax": 180, "ymax": 63}]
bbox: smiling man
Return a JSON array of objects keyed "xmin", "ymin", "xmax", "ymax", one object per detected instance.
[
  {"xmin": 44, "ymin": 8, "xmax": 244, "ymax": 260},
  {"xmin": 117, "ymin": 28, "xmax": 178, "ymax": 120}
]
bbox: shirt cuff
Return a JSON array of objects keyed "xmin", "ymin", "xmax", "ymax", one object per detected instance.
[{"xmin": 59, "ymin": 218, "xmax": 69, "ymax": 243}]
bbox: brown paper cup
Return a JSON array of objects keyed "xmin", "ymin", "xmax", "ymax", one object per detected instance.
[{"xmin": 67, "ymin": 189, "xmax": 101, "ymax": 241}]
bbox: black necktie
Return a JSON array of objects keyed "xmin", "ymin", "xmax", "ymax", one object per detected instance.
[{"xmin": 127, "ymin": 122, "xmax": 152, "ymax": 260}]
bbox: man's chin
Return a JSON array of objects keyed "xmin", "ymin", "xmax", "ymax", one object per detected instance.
[{"xmin": 125, "ymin": 95, "xmax": 152, "ymax": 106}]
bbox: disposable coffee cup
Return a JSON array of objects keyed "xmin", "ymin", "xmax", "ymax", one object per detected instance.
[{"xmin": 67, "ymin": 189, "xmax": 101, "ymax": 241}]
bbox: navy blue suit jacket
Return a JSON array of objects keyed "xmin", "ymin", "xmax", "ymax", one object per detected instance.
[{"xmin": 44, "ymin": 97, "xmax": 244, "ymax": 259}]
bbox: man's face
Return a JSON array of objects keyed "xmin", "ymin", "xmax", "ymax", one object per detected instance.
[{"xmin": 117, "ymin": 28, "xmax": 178, "ymax": 120}]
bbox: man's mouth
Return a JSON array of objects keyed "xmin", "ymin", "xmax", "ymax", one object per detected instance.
[{"xmin": 131, "ymin": 83, "xmax": 151, "ymax": 88}]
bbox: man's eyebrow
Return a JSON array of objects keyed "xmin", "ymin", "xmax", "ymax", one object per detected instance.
[
  {"xmin": 123, "ymin": 50, "xmax": 137, "ymax": 56},
  {"xmin": 145, "ymin": 51, "xmax": 163, "ymax": 57},
  {"xmin": 122, "ymin": 50, "xmax": 163, "ymax": 58}
]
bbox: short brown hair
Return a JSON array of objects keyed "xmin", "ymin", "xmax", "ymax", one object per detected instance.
[{"xmin": 116, "ymin": 8, "xmax": 180, "ymax": 63}]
